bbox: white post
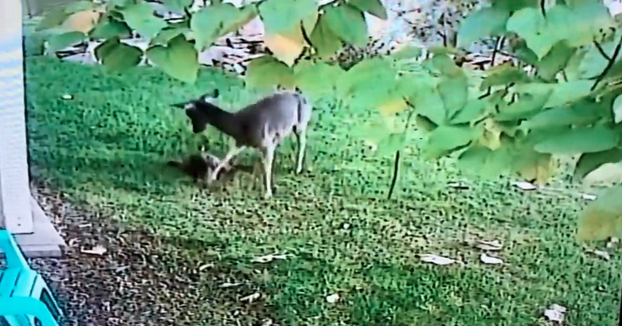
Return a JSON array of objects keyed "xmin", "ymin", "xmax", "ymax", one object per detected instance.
[{"xmin": 0, "ymin": 0, "xmax": 35, "ymax": 234}]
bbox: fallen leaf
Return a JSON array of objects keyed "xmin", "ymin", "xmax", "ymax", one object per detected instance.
[
  {"xmin": 62, "ymin": 10, "xmax": 102, "ymax": 33},
  {"xmin": 81, "ymin": 244, "xmax": 107, "ymax": 256},
  {"xmin": 480, "ymin": 253, "xmax": 504, "ymax": 265},
  {"xmin": 587, "ymin": 248, "xmax": 611, "ymax": 261},
  {"xmin": 544, "ymin": 304, "xmax": 567, "ymax": 323},
  {"xmin": 219, "ymin": 282, "xmax": 243, "ymax": 288},
  {"xmin": 240, "ymin": 292, "xmax": 261, "ymax": 302},
  {"xmin": 251, "ymin": 253, "xmax": 288, "ymax": 263},
  {"xmin": 61, "ymin": 94, "xmax": 73, "ymax": 100},
  {"xmin": 420, "ymin": 254, "xmax": 456, "ymax": 266},
  {"xmin": 264, "ymin": 28, "xmax": 305, "ymax": 66},
  {"xmin": 379, "ymin": 98, "xmax": 408, "ymax": 115},
  {"xmin": 198, "ymin": 263, "xmax": 214, "ymax": 271},
  {"xmin": 326, "ymin": 293, "xmax": 340, "ymax": 303},
  {"xmin": 475, "ymin": 239, "xmax": 503, "ymax": 251},
  {"xmin": 513, "ymin": 181, "xmax": 537, "ymax": 190}
]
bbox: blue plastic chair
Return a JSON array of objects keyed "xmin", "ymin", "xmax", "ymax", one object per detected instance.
[{"xmin": 0, "ymin": 229, "xmax": 62, "ymax": 326}]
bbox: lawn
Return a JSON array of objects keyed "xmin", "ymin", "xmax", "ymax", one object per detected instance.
[{"xmin": 25, "ymin": 56, "xmax": 621, "ymax": 325}]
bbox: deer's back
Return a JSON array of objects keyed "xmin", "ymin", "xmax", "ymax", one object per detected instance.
[{"xmin": 234, "ymin": 91, "xmax": 311, "ymax": 147}]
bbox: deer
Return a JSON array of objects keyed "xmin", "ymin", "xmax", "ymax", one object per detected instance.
[{"xmin": 172, "ymin": 89, "xmax": 312, "ymax": 198}]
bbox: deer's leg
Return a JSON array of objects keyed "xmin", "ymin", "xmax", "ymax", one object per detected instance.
[
  {"xmin": 294, "ymin": 129, "xmax": 306, "ymax": 174},
  {"xmin": 209, "ymin": 146, "xmax": 244, "ymax": 182},
  {"xmin": 262, "ymin": 145, "xmax": 276, "ymax": 198}
]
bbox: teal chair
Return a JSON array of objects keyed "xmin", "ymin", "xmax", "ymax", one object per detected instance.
[{"xmin": 0, "ymin": 229, "xmax": 63, "ymax": 326}]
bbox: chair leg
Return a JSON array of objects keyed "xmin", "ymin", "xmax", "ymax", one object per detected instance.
[{"xmin": 37, "ymin": 285, "xmax": 62, "ymax": 321}]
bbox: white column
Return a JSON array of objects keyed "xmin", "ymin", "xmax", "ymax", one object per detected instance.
[{"xmin": 0, "ymin": 0, "xmax": 35, "ymax": 234}]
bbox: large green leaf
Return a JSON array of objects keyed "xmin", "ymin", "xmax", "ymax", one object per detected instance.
[
  {"xmin": 424, "ymin": 125, "xmax": 477, "ymax": 158},
  {"xmin": 191, "ymin": 4, "xmax": 256, "ymax": 51},
  {"xmin": 457, "ymin": 145, "xmax": 513, "ymax": 179},
  {"xmin": 536, "ymin": 41, "xmax": 576, "ymax": 81},
  {"xmin": 507, "ymin": 2, "xmax": 615, "ymax": 59},
  {"xmin": 47, "ymin": 31, "xmax": 86, "ymax": 52},
  {"xmin": 574, "ymin": 149, "xmax": 622, "ymax": 180},
  {"xmin": 246, "ymin": 55, "xmax": 295, "ymax": 89},
  {"xmin": 95, "ymin": 37, "xmax": 144, "ymax": 72},
  {"xmin": 294, "ymin": 60, "xmax": 343, "ymax": 99},
  {"xmin": 90, "ymin": 16, "xmax": 132, "ymax": 39},
  {"xmin": 506, "ymin": 7, "xmax": 551, "ymax": 58},
  {"xmin": 164, "ymin": 0, "xmax": 193, "ymax": 12},
  {"xmin": 376, "ymin": 132, "xmax": 406, "ymax": 157},
  {"xmin": 578, "ymin": 41, "xmax": 613, "ymax": 79},
  {"xmin": 577, "ymin": 185, "xmax": 622, "ymax": 241},
  {"xmin": 36, "ymin": 7, "xmax": 70, "ymax": 31},
  {"xmin": 146, "ymin": 35, "xmax": 199, "ymax": 83},
  {"xmin": 121, "ymin": 2, "xmax": 168, "ymax": 39},
  {"xmin": 348, "ymin": 0, "xmax": 387, "ymax": 20},
  {"xmin": 533, "ymin": 126, "xmax": 620, "ymax": 154},
  {"xmin": 564, "ymin": 0, "xmax": 615, "ymax": 47},
  {"xmin": 495, "ymin": 92, "xmax": 551, "ymax": 121},
  {"xmin": 514, "ymin": 80, "xmax": 594, "ymax": 109},
  {"xmin": 491, "ymin": 0, "xmax": 538, "ymax": 12},
  {"xmin": 411, "ymin": 82, "xmax": 446, "ymax": 125},
  {"xmin": 450, "ymin": 98, "xmax": 489, "ymax": 124},
  {"xmin": 324, "ymin": 4, "xmax": 368, "ymax": 47},
  {"xmin": 258, "ymin": 0, "xmax": 318, "ymax": 34},
  {"xmin": 457, "ymin": 7, "xmax": 509, "ymax": 48},
  {"xmin": 480, "ymin": 63, "xmax": 531, "ymax": 90},
  {"xmin": 522, "ymin": 99, "xmax": 607, "ymax": 129},
  {"xmin": 309, "ymin": 14, "xmax": 342, "ymax": 59},
  {"xmin": 151, "ymin": 23, "xmax": 190, "ymax": 46},
  {"xmin": 438, "ymin": 74, "xmax": 468, "ymax": 120}
]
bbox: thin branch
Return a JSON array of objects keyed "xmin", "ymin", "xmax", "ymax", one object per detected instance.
[
  {"xmin": 387, "ymin": 151, "xmax": 401, "ymax": 200},
  {"xmin": 594, "ymin": 40, "xmax": 611, "ymax": 61},
  {"xmin": 592, "ymin": 33, "xmax": 622, "ymax": 91},
  {"xmin": 387, "ymin": 100, "xmax": 416, "ymax": 200},
  {"xmin": 490, "ymin": 36, "xmax": 505, "ymax": 68},
  {"xmin": 540, "ymin": 0, "xmax": 547, "ymax": 18}
]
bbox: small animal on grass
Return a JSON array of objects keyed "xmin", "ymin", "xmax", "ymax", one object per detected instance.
[
  {"xmin": 171, "ymin": 89, "xmax": 312, "ymax": 198},
  {"xmin": 167, "ymin": 152, "xmax": 253, "ymax": 184}
]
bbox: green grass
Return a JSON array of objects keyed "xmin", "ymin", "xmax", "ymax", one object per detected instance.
[{"xmin": 26, "ymin": 56, "xmax": 621, "ymax": 325}]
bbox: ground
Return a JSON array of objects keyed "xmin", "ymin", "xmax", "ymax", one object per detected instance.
[{"xmin": 24, "ymin": 56, "xmax": 622, "ymax": 326}]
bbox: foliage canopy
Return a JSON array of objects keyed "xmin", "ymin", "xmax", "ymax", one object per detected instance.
[{"xmin": 38, "ymin": 0, "xmax": 622, "ymax": 241}]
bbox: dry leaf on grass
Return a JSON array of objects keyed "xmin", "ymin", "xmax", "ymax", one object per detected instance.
[
  {"xmin": 219, "ymin": 282, "xmax": 243, "ymax": 288},
  {"xmin": 251, "ymin": 253, "xmax": 288, "ymax": 263},
  {"xmin": 326, "ymin": 293, "xmax": 340, "ymax": 303},
  {"xmin": 80, "ymin": 244, "xmax": 107, "ymax": 256},
  {"xmin": 586, "ymin": 248, "xmax": 611, "ymax": 261},
  {"xmin": 240, "ymin": 292, "xmax": 261, "ymax": 302},
  {"xmin": 544, "ymin": 304, "xmax": 566, "ymax": 323},
  {"xmin": 480, "ymin": 253, "xmax": 504, "ymax": 265},
  {"xmin": 420, "ymin": 254, "xmax": 456, "ymax": 266},
  {"xmin": 475, "ymin": 239, "xmax": 503, "ymax": 251},
  {"xmin": 513, "ymin": 181, "xmax": 537, "ymax": 190}
]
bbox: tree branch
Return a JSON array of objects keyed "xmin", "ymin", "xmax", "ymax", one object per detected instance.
[
  {"xmin": 387, "ymin": 100, "xmax": 416, "ymax": 200},
  {"xmin": 594, "ymin": 40, "xmax": 611, "ymax": 61},
  {"xmin": 591, "ymin": 33, "xmax": 622, "ymax": 91}
]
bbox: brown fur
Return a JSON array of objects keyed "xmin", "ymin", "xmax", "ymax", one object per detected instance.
[{"xmin": 167, "ymin": 153, "xmax": 253, "ymax": 183}]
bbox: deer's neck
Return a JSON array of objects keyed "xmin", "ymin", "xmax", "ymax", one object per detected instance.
[{"xmin": 199, "ymin": 103, "xmax": 242, "ymax": 139}]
